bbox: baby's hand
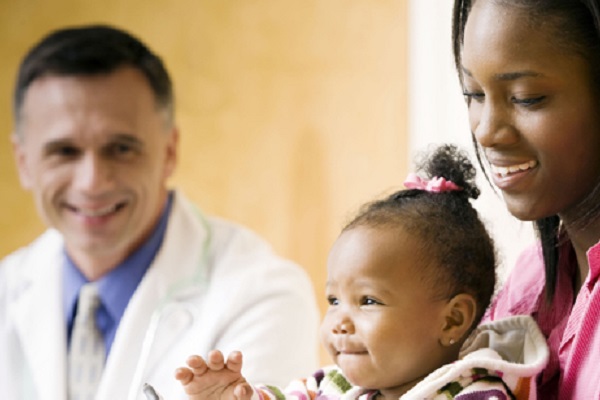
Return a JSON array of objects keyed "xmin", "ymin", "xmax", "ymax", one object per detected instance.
[{"xmin": 175, "ymin": 350, "xmax": 252, "ymax": 400}]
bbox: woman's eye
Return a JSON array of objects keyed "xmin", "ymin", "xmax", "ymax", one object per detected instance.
[
  {"xmin": 327, "ymin": 296, "xmax": 338, "ymax": 306},
  {"xmin": 463, "ymin": 91, "xmax": 484, "ymax": 105},
  {"xmin": 511, "ymin": 96, "xmax": 546, "ymax": 107}
]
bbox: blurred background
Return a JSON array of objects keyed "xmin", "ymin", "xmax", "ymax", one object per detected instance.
[{"xmin": 0, "ymin": 0, "xmax": 533, "ymax": 363}]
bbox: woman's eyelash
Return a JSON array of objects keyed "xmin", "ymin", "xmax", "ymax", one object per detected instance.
[
  {"xmin": 463, "ymin": 91, "xmax": 484, "ymax": 103},
  {"xmin": 512, "ymin": 96, "xmax": 546, "ymax": 106}
]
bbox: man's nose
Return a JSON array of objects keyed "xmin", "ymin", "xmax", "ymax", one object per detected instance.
[{"xmin": 73, "ymin": 153, "xmax": 114, "ymax": 193}]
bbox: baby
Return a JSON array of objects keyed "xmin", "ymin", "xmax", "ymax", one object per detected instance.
[{"xmin": 172, "ymin": 144, "xmax": 549, "ymax": 399}]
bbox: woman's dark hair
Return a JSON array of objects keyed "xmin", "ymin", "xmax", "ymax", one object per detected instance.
[
  {"xmin": 452, "ymin": 0, "xmax": 600, "ymax": 302},
  {"xmin": 14, "ymin": 24, "xmax": 173, "ymax": 128},
  {"xmin": 344, "ymin": 144, "xmax": 497, "ymax": 327}
]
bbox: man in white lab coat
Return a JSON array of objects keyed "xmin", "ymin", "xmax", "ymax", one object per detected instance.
[{"xmin": 0, "ymin": 25, "xmax": 319, "ymax": 400}]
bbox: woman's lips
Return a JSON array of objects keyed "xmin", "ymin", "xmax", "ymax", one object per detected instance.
[
  {"xmin": 488, "ymin": 160, "xmax": 538, "ymax": 191},
  {"xmin": 490, "ymin": 160, "xmax": 537, "ymax": 178}
]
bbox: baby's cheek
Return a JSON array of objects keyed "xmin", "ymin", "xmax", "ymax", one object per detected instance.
[{"xmin": 319, "ymin": 318, "xmax": 334, "ymax": 351}]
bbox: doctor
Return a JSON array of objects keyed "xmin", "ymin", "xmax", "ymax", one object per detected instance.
[{"xmin": 0, "ymin": 24, "xmax": 319, "ymax": 400}]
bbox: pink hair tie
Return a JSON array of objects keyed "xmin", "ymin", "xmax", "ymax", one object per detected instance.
[{"xmin": 403, "ymin": 173, "xmax": 462, "ymax": 193}]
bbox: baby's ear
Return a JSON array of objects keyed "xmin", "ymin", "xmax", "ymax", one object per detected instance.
[{"xmin": 438, "ymin": 293, "xmax": 477, "ymax": 347}]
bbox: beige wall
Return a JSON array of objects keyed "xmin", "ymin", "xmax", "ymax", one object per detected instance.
[{"xmin": 0, "ymin": 1, "xmax": 409, "ymax": 364}]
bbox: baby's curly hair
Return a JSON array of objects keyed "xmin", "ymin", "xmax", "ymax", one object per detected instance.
[{"xmin": 345, "ymin": 144, "xmax": 496, "ymax": 327}]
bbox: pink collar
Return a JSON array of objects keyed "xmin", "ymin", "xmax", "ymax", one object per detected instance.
[{"xmin": 585, "ymin": 240, "xmax": 600, "ymax": 286}]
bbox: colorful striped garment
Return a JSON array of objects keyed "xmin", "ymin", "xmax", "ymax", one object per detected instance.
[{"xmin": 250, "ymin": 316, "xmax": 548, "ymax": 400}]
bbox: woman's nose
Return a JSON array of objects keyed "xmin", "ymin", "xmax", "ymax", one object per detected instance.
[{"xmin": 471, "ymin": 101, "xmax": 517, "ymax": 148}]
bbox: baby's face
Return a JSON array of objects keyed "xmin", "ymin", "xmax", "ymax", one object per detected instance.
[{"xmin": 320, "ymin": 226, "xmax": 451, "ymax": 397}]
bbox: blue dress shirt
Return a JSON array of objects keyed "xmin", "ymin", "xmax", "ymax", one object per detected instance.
[{"xmin": 63, "ymin": 192, "xmax": 174, "ymax": 357}]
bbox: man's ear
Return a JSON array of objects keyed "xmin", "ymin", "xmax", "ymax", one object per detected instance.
[
  {"xmin": 438, "ymin": 293, "xmax": 477, "ymax": 347},
  {"xmin": 163, "ymin": 126, "xmax": 179, "ymax": 180},
  {"xmin": 12, "ymin": 133, "xmax": 33, "ymax": 190}
]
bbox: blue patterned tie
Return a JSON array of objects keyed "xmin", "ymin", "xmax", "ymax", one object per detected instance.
[{"xmin": 68, "ymin": 283, "xmax": 105, "ymax": 400}]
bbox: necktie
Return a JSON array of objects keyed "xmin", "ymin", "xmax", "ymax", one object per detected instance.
[{"xmin": 68, "ymin": 283, "xmax": 105, "ymax": 400}]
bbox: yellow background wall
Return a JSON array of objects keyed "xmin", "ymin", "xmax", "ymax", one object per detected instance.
[{"xmin": 0, "ymin": 1, "xmax": 409, "ymax": 364}]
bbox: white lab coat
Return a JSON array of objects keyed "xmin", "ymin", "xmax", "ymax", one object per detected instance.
[{"xmin": 0, "ymin": 191, "xmax": 320, "ymax": 400}]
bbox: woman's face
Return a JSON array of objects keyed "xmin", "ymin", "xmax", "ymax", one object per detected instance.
[{"xmin": 461, "ymin": 0, "xmax": 600, "ymax": 222}]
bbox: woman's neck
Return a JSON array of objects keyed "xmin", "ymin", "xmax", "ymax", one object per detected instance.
[
  {"xmin": 561, "ymin": 217, "xmax": 600, "ymax": 294},
  {"xmin": 559, "ymin": 180, "xmax": 600, "ymax": 293}
]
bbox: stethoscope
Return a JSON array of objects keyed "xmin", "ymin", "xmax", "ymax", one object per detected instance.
[
  {"xmin": 126, "ymin": 207, "xmax": 212, "ymax": 400},
  {"xmin": 142, "ymin": 383, "xmax": 163, "ymax": 400}
]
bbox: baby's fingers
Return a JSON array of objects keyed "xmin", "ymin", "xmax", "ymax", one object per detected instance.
[
  {"xmin": 234, "ymin": 382, "xmax": 253, "ymax": 400},
  {"xmin": 174, "ymin": 367, "xmax": 194, "ymax": 385},
  {"xmin": 226, "ymin": 351, "xmax": 244, "ymax": 373},
  {"xmin": 186, "ymin": 354, "xmax": 209, "ymax": 375},
  {"xmin": 206, "ymin": 349, "xmax": 226, "ymax": 370}
]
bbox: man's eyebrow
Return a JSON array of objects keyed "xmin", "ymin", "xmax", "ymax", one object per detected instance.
[
  {"xmin": 41, "ymin": 134, "xmax": 144, "ymax": 154},
  {"xmin": 104, "ymin": 134, "xmax": 145, "ymax": 152},
  {"xmin": 109, "ymin": 133, "xmax": 144, "ymax": 146}
]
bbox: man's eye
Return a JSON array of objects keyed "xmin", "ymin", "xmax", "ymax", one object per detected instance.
[
  {"xmin": 111, "ymin": 143, "xmax": 133, "ymax": 155},
  {"xmin": 105, "ymin": 142, "xmax": 140, "ymax": 159},
  {"xmin": 55, "ymin": 146, "xmax": 80, "ymax": 157}
]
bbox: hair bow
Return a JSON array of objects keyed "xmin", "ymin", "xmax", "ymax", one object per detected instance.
[{"xmin": 403, "ymin": 173, "xmax": 462, "ymax": 193}]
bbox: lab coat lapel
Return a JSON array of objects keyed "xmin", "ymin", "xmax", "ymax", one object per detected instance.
[
  {"xmin": 97, "ymin": 267, "xmax": 161, "ymax": 399},
  {"xmin": 98, "ymin": 192, "xmax": 208, "ymax": 399},
  {"xmin": 10, "ymin": 238, "xmax": 67, "ymax": 400}
]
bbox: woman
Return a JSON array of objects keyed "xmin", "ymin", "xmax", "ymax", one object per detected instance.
[{"xmin": 452, "ymin": 0, "xmax": 600, "ymax": 398}]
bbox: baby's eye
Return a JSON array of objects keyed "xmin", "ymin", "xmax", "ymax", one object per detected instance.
[
  {"xmin": 361, "ymin": 296, "xmax": 382, "ymax": 306},
  {"xmin": 327, "ymin": 296, "xmax": 338, "ymax": 306}
]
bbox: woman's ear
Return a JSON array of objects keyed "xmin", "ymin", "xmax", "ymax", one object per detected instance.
[{"xmin": 438, "ymin": 293, "xmax": 477, "ymax": 347}]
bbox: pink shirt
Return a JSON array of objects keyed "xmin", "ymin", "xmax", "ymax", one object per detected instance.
[{"xmin": 487, "ymin": 239, "xmax": 600, "ymax": 399}]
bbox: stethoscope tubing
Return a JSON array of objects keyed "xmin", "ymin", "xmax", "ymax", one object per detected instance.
[{"xmin": 126, "ymin": 207, "xmax": 212, "ymax": 400}]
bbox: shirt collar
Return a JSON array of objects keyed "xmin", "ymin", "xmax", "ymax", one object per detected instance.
[
  {"xmin": 586, "ymin": 239, "xmax": 600, "ymax": 285},
  {"xmin": 63, "ymin": 191, "xmax": 174, "ymax": 327}
]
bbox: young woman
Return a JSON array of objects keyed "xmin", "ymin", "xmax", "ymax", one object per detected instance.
[{"xmin": 453, "ymin": 1, "xmax": 600, "ymax": 398}]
